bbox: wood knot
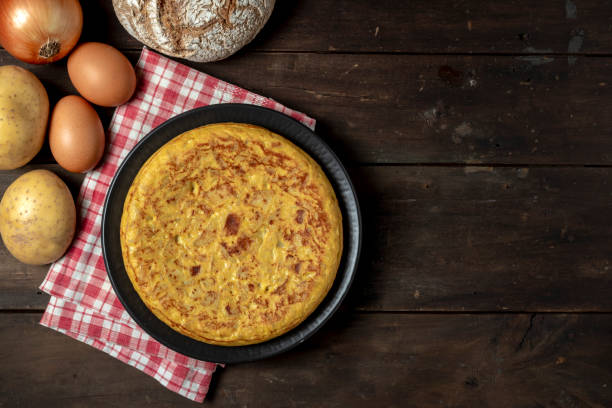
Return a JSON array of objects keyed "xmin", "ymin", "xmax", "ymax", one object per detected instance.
[{"xmin": 464, "ymin": 377, "xmax": 479, "ymax": 388}]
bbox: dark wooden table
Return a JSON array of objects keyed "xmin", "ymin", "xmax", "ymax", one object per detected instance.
[{"xmin": 2, "ymin": 1, "xmax": 612, "ymax": 406}]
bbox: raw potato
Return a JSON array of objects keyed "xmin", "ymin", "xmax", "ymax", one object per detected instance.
[
  {"xmin": 0, "ymin": 66, "xmax": 49, "ymax": 169},
  {"xmin": 0, "ymin": 170, "xmax": 76, "ymax": 265}
]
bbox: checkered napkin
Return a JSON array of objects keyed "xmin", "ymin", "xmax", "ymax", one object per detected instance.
[{"xmin": 39, "ymin": 47, "xmax": 315, "ymax": 402}]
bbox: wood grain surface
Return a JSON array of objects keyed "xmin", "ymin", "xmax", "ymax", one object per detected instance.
[
  {"xmin": 1, "ymin": 313, "xmax": 611, "ymax": 408},
  {"xmin": 1, "ymin": 0, "xmax": 611, "ymax": 406},
  {"xmin": 78, "ymin": 0, "xmax": 612, "ymax": 54},
  {"xmin": 3, "ymin": 51, "xmax": 612, "ymax": 165}
]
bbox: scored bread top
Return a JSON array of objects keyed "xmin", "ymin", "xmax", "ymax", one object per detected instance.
[{"xmin": 112, "ymin": 0, "xmax": 276, "ymax": 62}]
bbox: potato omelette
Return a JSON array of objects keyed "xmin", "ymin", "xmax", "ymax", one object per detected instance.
[{"xmin": 120, "ymin": 123, "xmax": 343, "ymax": 345}]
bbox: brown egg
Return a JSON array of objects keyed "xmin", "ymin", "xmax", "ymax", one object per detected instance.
[
  {"xmin": 49, "ymin": 95, "xmax": 105, "ymax": 173},
  {"xmin": 67, "ymin": 42, "xmax": 136, "ymax": 107}
]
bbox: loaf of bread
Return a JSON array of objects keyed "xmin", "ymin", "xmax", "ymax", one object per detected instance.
[{"xmin": 112, "ymin": 0, "xmax": 275, "ymax": 62}]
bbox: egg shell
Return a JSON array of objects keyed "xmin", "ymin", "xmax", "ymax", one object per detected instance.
[
  {"xmin": 49, "ymin": 95, "xmax": 105, "ymax": 173},
  {"xmin": 67, "ymin": 42, "xmax": 136, "ymax": 107}
]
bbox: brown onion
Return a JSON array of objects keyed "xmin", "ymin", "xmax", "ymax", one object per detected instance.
[{"xmin": 0, "ymin": 0, "xmax": 83, "ymax": 64}]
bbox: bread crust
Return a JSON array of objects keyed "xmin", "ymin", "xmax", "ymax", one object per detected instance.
[{"xmin": 112, "ymin": 0, "xmax": 275, "ymax": 62}]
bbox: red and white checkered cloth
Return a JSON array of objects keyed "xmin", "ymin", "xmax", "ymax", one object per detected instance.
[{"xmin": 39, "ymin": 48, "xmax": 315, "ymax": 402}]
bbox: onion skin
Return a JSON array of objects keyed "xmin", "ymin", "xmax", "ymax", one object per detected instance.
[{"xmin": 0, "ymin": 0, "xmax": 83, "ymax": 64}]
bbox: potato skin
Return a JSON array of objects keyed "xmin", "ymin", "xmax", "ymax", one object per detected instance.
[
  {"xmin": 0, "ymin": 66, "xmax": 49, "ymax": 170},
  {"xmin": 0, "ymin": 170, "xmax": 76, "ymax": 265}
]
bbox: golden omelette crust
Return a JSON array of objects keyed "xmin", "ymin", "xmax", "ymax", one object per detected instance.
[{"xmin": 120, "ymin": 123, "xmax": 343, "ymax": 345}]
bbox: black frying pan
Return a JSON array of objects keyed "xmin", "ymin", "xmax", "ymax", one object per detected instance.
[{"xmin": 102, "ymin": 104, "xmax": 361, "ymax": 363}]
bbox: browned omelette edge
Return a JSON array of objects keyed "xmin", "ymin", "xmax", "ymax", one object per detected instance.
[{"xmin": 120, "ymin": 123, "xmax": 343, "ymax": 345}]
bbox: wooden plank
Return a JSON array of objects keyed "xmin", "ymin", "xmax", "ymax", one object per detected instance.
[
  {"xmin": 1, "ymin": 312, "xmax": 610, "ymax": 407},
  {"xmin": 3, "ymin": 51, "xmax": 612, "ymax": 165},
  {"xmin": 76, "ymin": 0, "xmax": 612, "ymax": 54},
  {"xmin": 350, "ymin": 166, "xmax": 612, "ymax": 312},
  {"xmin": 2, "ymin": 166, "xmax": 611, "ymax": 312},
  {"xmin": 188, "ymin": 53, "xmax": 612, "ymax": 165}
]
